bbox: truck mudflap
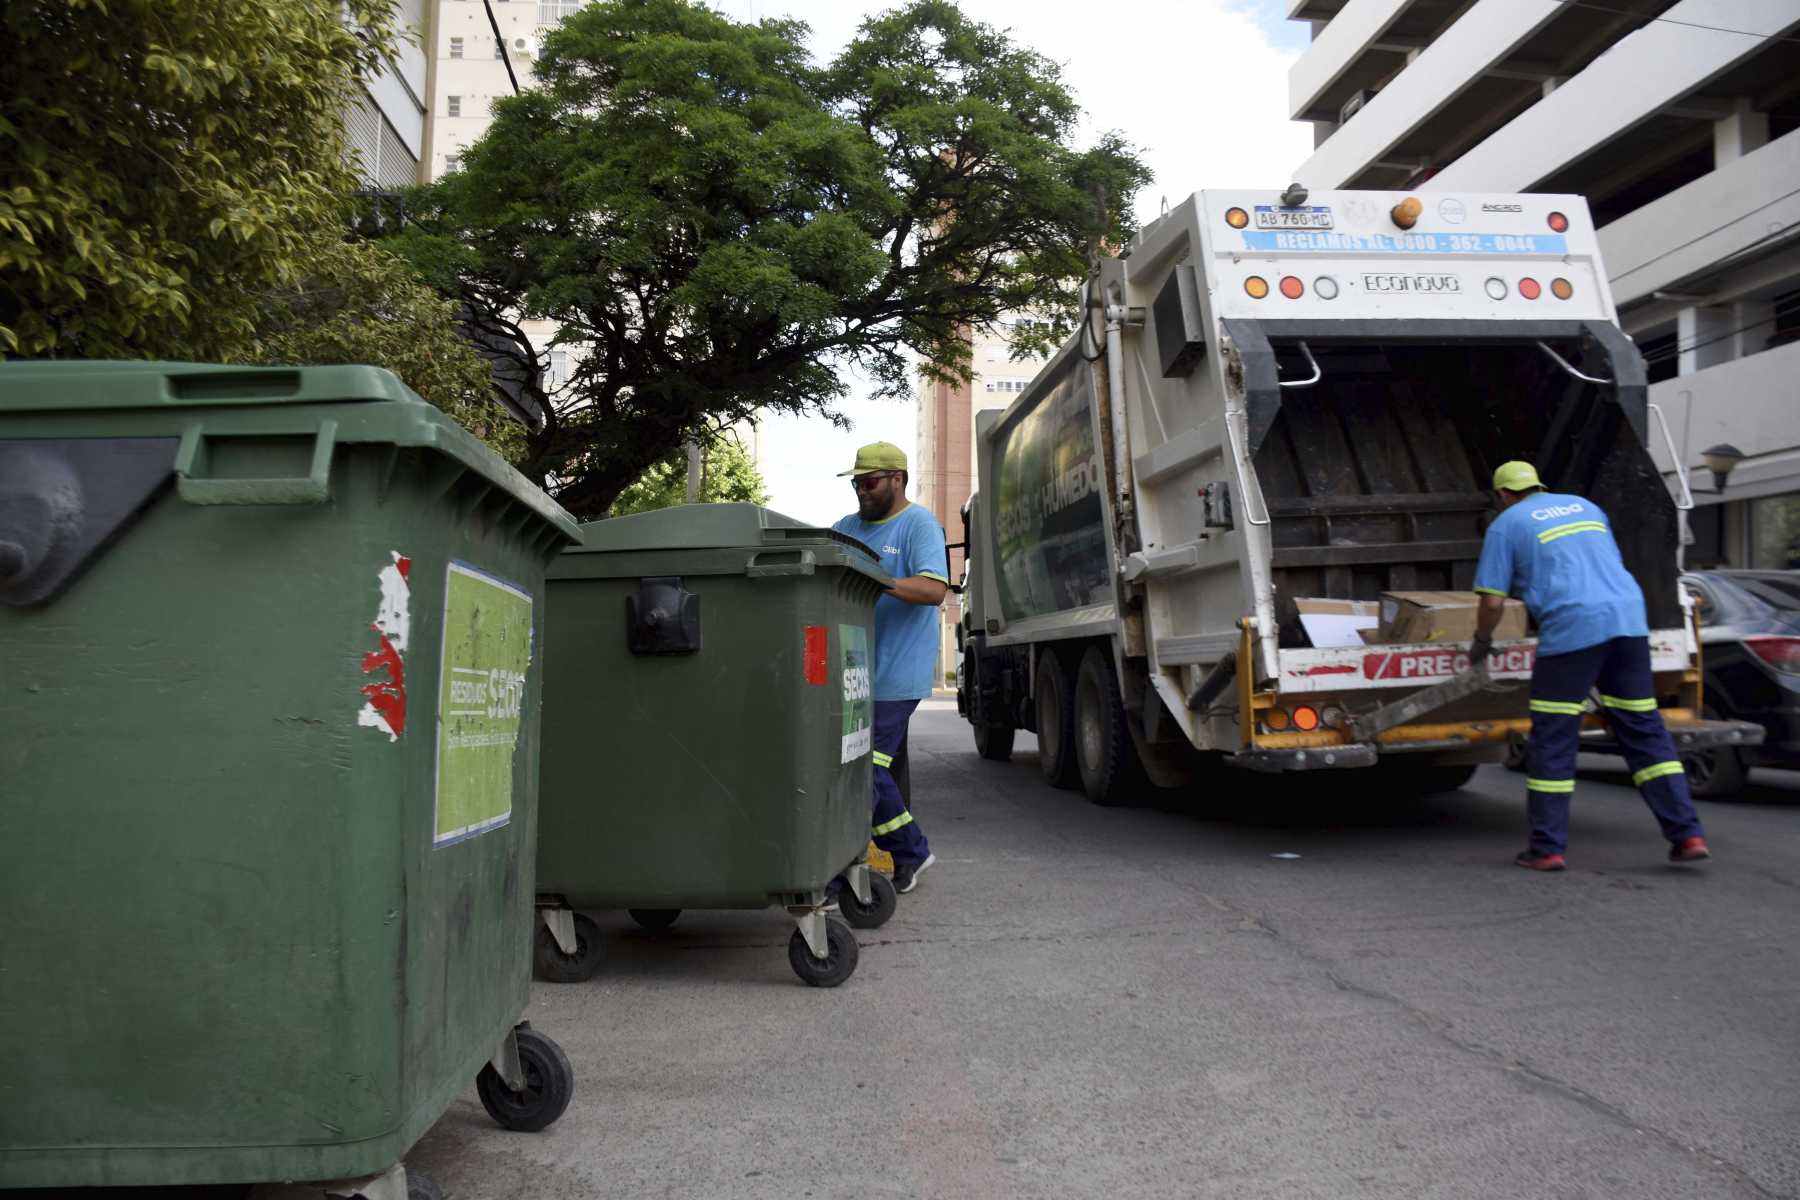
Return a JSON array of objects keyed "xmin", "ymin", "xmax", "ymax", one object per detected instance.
[{"xmin": 1583, "ymin": 718, "xmax": 1765, "ymax": 754}]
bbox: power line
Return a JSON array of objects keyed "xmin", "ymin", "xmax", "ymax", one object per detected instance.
[
  {"xmin": 482, "ymin": 0, "xmax": 522, "ymax": 96},
  {"xmin": 1543, "ymin": 0, "xmax": 1800, "ymax": 46}
]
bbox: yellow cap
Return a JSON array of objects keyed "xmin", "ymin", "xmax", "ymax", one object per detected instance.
[
  {"xmin": 1493, "ymin": 461, "xmax": 1543, "ymax": 492},
  {"xmin": 839, "ymin": 441, "xmax": 908, "ymax": 476}
]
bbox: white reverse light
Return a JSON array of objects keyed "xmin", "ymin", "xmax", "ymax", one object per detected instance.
[
  {"xmin": 1314, "ymin": 276, "xmax": 1340, "ymax": 300},
  {"xmin": 1484, "ymin": 277, "xmax": 1509, "ymax": 300}
]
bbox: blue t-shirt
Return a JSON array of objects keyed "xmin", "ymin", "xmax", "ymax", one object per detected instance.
[
  {"xmin": 833, "ymin": 503, "xmax": 950, "ymax": 701},
  {"xmin": 1472, "ymin": 491, "xmax": 1648, "ymax": 656}
]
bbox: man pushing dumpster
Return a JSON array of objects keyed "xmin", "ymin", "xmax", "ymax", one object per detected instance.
[
  {"xmin": 1471, "ymin": 461, "xmax": 1710, "ymax": 871},
  {"xmin": 833, "ymin": 442, "xmax": 946, "ymax": 893}
]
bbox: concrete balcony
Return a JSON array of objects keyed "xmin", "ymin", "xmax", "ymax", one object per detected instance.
[
  {"xmin": 1288, "ymin": 0, "xmax": 1476, "ymax": 126},
  {"xmin": 1427, "ymin": 0, "xmax": 1800, "ymax": 193},
  {"xmin": 1291, "ymin": 0, "xmax": 1561, "ymax": 188},
  {"xmin": 1602, "ymin": 127, "xmax": 1800, "ymax": 311},
  {"xmin": 1646, "ymin": 338, "xmax": 1800, "ymax": 505}
]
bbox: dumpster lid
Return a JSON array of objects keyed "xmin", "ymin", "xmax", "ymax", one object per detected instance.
[
  {"xmin": 0, "ymin": 362, "xmax": 416, "ymax": 411},
  {"xmin": 0, "ymin": 362, "xmax": 582, "ymax": 567},
  {"xmin": 569, "ymin": 504, "xmax": 879, "ymax": 561}
]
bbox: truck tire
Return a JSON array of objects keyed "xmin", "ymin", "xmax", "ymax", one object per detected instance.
[
  {"xmin": 1036, "ymin": 648, "xmax": 1080, "ymax": 788},
  {"xmin": 973, "ymin": 721, "xmax": 1015, "ymax": 761},
  {"xmin": 1074, "ymin": 647, "xmax": 1142, "ymax": 807}
]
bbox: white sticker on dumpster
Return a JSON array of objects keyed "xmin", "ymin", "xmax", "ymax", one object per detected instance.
[
  {"xmin": 434, "ymin": 561, "xmax": 533, "ymax": 847},
  {"xmin": 841, "ymin": 624, "xmax": 872, "ymax": 763}
]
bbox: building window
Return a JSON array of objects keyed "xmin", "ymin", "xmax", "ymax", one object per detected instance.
[
  {"xmin": 495, "ymin": 41, "xmax": 505, "ymax": 58},
  {"xmin": 1750, "ymin": 492, "xmax": 1800, "ymax": 570},
  {"xmin": 444, "ymin": 154, "xmax": 461, "ymax": 173},
  {"xmin": 539, "ymin": 0, "xmax": 582, "ymax": 21},
  {"xmin": 544, "ymin": 350, "xmax": 570, "ymax": 390},
  {"xmin": 446, "ymin": 95, "xmax": 460, "ymax": 118},
  {"xmin": 1769, "ymin": 286, "xmax": 1800, "ymax": 351},
  {"xmin": 448, "ymin": 36, "xmax": 463, "ymax": 58}
]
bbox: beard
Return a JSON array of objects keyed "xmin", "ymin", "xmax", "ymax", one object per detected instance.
[{"xmin": 857, "ymin": 491, "xmax": 885, "ymax": 520}]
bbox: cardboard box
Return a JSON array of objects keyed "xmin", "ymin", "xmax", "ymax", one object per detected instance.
[
  {"xmin": 1294, "ymin": 598, "xmax": 1380, "ymax": 648},
  {"xmin": 1369, "ymin": 590, "xmax": 1527, "ymax": 645}
]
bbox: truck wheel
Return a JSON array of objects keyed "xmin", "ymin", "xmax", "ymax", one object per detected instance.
[
  {"xmin": 1036, "ymin": 648, "xmax": 1080, "ymax": 788},
  {"xmin": 973, "ymin": 721, "xmax": 1015, "ymax": 761},
  {"xmin": 477, "ymin": 1027, "xmax": 575, "ymax": 1132},
  {"xmin": 1074, "ymin": 647, "xmax": 1141, "ymax": 807}
]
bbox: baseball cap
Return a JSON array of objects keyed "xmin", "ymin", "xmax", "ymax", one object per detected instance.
[
  {"xmin": 1492, "ymin": 461, "xmax": 1543, "ymax": 492},
  {"xmin": 839, "ymin": 441, "xmax": 908, "ymax": 476}
]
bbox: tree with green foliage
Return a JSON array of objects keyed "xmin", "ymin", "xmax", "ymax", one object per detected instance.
[
  {"xmin": 609, "ymin": 435, "xmax": 770, "ymax": 517},
  {"xmin": 390, "ymin": 0, "xmax": 1147, "ymax": 517},
  {"xmin": 0, "ymin": 0, "xmax": 511, "ymax": 442}
]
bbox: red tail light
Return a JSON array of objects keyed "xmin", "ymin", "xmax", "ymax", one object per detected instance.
[
  {"xmin": 1744, "ymin": 636, "xmax": 1800, "ymax": 675},
  {"xmin": 804, "ymin": 625, "xmax": 828, "ymax": 684}
]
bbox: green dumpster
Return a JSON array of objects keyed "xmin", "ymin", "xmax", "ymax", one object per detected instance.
[
  {"xmin": 0, "ymin": 362, "xmax": 581, "ymax": 1195},
  {"xmin": 535, "ymin": 504, "xmax": 894, "ymax": 988}
]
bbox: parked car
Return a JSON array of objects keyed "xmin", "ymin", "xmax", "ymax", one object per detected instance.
[{"xmin": 1676, "ymin": 570, "xmax": 1800, "ymax": 794}]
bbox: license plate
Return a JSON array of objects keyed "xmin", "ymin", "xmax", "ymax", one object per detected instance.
[{"xmin": 1254, "ymin": 206, "xmax": 1333, "ymax": 230}]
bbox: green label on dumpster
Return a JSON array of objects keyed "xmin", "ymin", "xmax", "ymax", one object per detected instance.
[
  {"xmin": 840, "ymin": 623, "xmax": 871, "ymax": 763},
  {"xmin": 434, "ymin": 562, "xmax": 533, "ymax": 846}
]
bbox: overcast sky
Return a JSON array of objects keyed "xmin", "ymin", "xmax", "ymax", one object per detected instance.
[{"xmin": 718, "ymin": 0, "xmax": 1314, "ymax": 525}]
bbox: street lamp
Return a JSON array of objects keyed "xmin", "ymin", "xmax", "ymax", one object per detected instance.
[{"xmin": 1700, "ymin": 443, "xmax": 1744, "ymax": 493}]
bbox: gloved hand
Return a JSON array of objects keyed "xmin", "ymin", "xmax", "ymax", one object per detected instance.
[{"xmin": 1468, "ymin": 634, "xmax": 1494, "ymax": 667}]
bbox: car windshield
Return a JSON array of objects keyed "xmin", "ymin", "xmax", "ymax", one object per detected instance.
[{"xmin": 1696, "ymin": 574, "xmax": 1800, "ymax": 633}]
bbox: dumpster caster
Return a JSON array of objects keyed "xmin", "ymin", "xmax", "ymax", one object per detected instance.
[
  {"xmin": 628, "ymin": 907, "xmax": 682, "ymax": 932},
  {"xmin": 478, "ymin": 1025, "xmax": 575, "ymax": 1132},
  {"xmin": 406, "ymin": 1169, "xmax": 444, "ymax": 1200},
  {"xmin": 835, "ymin": 864, "xmax": 896, "ymax": 930},
  {"xmin": 787, "ymin": 914, "xmax": 859, "ymax": 987},
  {"xmin": 534, "ymin": 910, "xmax": 602, "ymax": 983}
]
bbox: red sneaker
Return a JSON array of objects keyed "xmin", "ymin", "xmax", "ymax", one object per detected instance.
[
  {"xmin": 1669, "ymin": 836, "xmax": 1711, "ymax": 863},
  {"xmin": 1515, "ymin": 850, "xmax": 1566, "ymax": 871}
]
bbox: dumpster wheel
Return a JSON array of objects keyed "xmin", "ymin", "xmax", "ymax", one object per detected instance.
[
  {"xmin": 533, "ymin": 912, "xmax": 602, "ymax": 983},
  {"xmin": 788, "ymin": 917, "xmax": 859, "ymax": 987},
  {"xmin": 407, "ymin": 1168, "xmax": 444, "ymax": 1200},
  {"xmin": 837, "ymin": 870, "xmax": 897, "ymax": 930},
  {"xmin": 477, "ymin": 1026, "xmax": 575, "ymax": 1132},
  {"xmin": 628, "ymin": 907, "xmax": 682, "ymax": 932}
]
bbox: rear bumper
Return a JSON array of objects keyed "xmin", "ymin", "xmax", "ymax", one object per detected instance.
[{"xmin": 1583, "ymin": 718, "xmax": 1765, "ymax": 755}]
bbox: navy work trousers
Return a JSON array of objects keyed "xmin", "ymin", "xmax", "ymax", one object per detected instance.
[
  {"xmin": 1525, "ymin": 636, "xmax": 1704, "ymax": 856},
  {"xmin": 871, "ymin": 699, "xmax": 930, "ymax": 868}
]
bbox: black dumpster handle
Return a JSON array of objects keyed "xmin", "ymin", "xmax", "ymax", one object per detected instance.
[
  {"xmin": 1536, "ymin": 340, "xmax": 1613, "ymax": 386},
  {"xmin": 1275, "ymin": 341, "xmax": 1321, "ymax": 390}
]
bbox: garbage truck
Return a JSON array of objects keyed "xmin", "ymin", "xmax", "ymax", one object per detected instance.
[{"xmin": 955, "ymin": 187, "xmax": 1762, "ymax": 804}]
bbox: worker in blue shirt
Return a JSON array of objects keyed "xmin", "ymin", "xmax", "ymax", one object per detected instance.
[
  {"xmin": 1472, "ymin": 461, "xmax": 1709, "ymax": 871},
  {"xmin": 833, "ymin": 442, "xmax": 948, "ymax": 894}
]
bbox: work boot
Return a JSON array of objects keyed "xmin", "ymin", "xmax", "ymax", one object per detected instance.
[
  {"xmin": 892, "ymin": 852, "xmax": 936, "ymax": 894},
  {"xmin": 1669, "ymin": 836, "xmax": 1712, "ymax": 863},
  {"xmin": 1514, "ymin": 849, "xmax": 1566, "ymax": 872}
]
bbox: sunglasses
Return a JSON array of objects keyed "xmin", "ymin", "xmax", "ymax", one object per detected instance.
[{"xmin": 850, "ymin": 472, "xmax": 896, "ymax": 492}]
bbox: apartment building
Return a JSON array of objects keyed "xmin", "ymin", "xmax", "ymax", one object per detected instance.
[
  {"xmin": 1288, "ymin": 0, "xmax": 1800, "ymax": 569},
  {"xmin": 346, "ymin": 0, "xmax": 431, "ymax": 187},
  {"xmin": 915, "ymin": 325, "xmax": 1050, "ymax": 678}
]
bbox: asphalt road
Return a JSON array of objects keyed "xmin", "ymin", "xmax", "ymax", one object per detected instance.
[{"xmin": 405, "ymin": 698, "xmax": 1799, "ymax": 1200}]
